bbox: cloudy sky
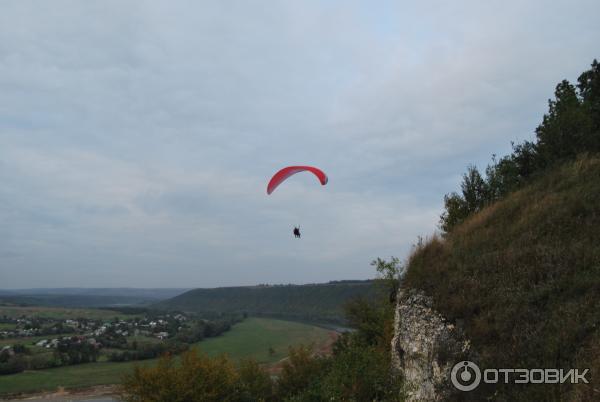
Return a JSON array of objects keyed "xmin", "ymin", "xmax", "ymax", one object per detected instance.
[{"xmin": 1, "ymin": 1, "xmax": 598, "ymax": 288}]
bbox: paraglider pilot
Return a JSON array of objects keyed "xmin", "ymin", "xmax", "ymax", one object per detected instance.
[{"xmin": 293, "ymin": 226, "xmax": 301, "ymax": 238}]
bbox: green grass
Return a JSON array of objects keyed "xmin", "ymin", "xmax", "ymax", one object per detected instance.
[
  {"xmin": 0, "ymin": 318, "xmax": 332, "ymax": 396},
  {"xmin": 194, "ymin": 317, "xmax": 331, "ymax": 364},
  {"xmin": 403, "ymin": 155, "xmax": 600, "ymax": 401},
  {"xmin": 0, "ymin": 359, "xmax": 157, "ymax": 395},
  {"xmin": 0, "ymin": 323, "xmax": 16, "ymax": 330}
]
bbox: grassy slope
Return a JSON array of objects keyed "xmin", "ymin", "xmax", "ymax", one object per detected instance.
[
  {"xmin": 157, "ymin": 281, "xmax": 379, "ymax": 324},
  {"xmin": 0, "ymin": 318, "xmax": 331, "ymax": 396},
  {"xmin": 403, "ymin": 155, "xmax": 600, "ymax": 400}
]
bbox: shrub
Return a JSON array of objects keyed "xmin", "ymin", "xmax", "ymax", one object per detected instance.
[
  {"xmin": 121, "ymin": 351, "xmax": 240, "ymax": 402},
  {"xmin": 237, "ymin": 359, "xmax": 273, "ymax": 402}
]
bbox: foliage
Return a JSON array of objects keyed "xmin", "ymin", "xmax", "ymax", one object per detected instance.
[
  {"xmin": 108, "ymin": 342, "xmax": 188, "ymax": 362},
  {"xmin": 372, "ymin": 257, "xmax": 403, "ymax": 299},
  {"xmin": 404, "ymin": 155, "xmax": 600, "ymax": 400},
  {"xmin": 0, "ymin": 318, "xmax": 328, "ymax": 396},
  {"xmin": 157, "ymin": 281, "xmax": 379, "ymax": 325},
  {"xmin": 441, "ymin": 59, "xmax": 600, "ymax": 232},
  {"xmin": 320, "ymin": 343, "xmax": 402, "ymax": 401},
  {"xmin": 121, "ymin": 261, "xmax": 405, "ymax": 401},
  {"xmin": 276, "ymin": 345, "xmax": 330, "ymax": 400},
  {"xmin": 343, "ymin": 298, "xmax": 390, "ymax": 348},
  {"xmin": 121, "ymin": 351, "xmax": 275, "ymax": 402},
  {"xmin": 121, "ymin": 351, "xmax": 241, "ymax": 402},
  {"xmin": 53, "ymin": 337, "xmax": 99, "ymax": 365},
  {"xmin": 173, "ymin": 318, "xmax": 237, "ymax": 344},
  {"xmin": 0, "ymin": 355, "xmax": 26, "ymax": 375},
  {"xmin": 237, "ymin": 359, "xmax": 274, "ymax": 402}
]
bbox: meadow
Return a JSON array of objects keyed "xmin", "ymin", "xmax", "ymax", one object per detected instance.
[
  {"xmin": 195, "ymin": 316, "xmax": 332, "ymax": 363},
  {"xmin": 0, "ymin": 306, "xmax": 137, "ymax": 320},
  {"xmin": 0, "ymin": 317, "xmax": 332, "ymax": 396}
]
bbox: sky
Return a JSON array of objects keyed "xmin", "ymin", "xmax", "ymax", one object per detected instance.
[{"xmin": 1, "ymin": 1, "xmax": 599, "ymax": 288}]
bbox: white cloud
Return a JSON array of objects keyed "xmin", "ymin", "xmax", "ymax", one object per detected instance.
[{"xmin": 1, "ymin": 0, "xmax": 598, "ymax": 287}]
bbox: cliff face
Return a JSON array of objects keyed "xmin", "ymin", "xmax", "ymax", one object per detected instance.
[{"xmin": 391, "ymin": 288, "xmax": 472, "ymax": 402}]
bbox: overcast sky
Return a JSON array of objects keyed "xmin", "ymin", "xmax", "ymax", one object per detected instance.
[{"xmin": 1, "ymin": 1, "xmax": 598, "ymax": 288}]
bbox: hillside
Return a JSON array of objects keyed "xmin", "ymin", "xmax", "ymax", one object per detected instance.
[
  {"xmin": 0, "ymin": 294, "xmax": 160, "ymax": 308},
  {"xmin": 0, "ymin": 288, "xmax": 189, "ymax": 308},
  {"xmin": 156, "ymin": 280, "xmax": 381, "ymax": 325},
  {"xmin": 402, "ymin": 155, "xmax": 600, "ymax": 400}
]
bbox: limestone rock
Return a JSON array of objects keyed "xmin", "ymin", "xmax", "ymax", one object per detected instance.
[{"xmin": 391, "ymin": 288, "xmax": 472, "ymax": 401}]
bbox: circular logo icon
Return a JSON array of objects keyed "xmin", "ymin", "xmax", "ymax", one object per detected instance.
[{"xmin": 451, "ymin": 361, "xmax": 481, "ymax": 391}]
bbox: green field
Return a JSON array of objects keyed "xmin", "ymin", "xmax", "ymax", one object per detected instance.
[
  {"xmin": 0, "ymin": 306, "xmax": 137, "ymax": 320},
  {"xmin": 0, "ymin": 318, "xmax": 332, "ymax": 396},
  {"xmin": 194, "ymin": 316, "xmax": 331, "ymax": 363}
]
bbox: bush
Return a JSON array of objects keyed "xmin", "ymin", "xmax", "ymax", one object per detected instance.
[
  {"xmin": 121, "ymin": 351, "xmax": 241, "ymax": 402},
  {"xmin": 0, "ymin": 356, "xmax": 26, "ymax": 375},
  {"xmin": 237, "ymin": 359, "xmax": 274, "ymax": 402},
  {"xmin": 321, "ymin": 345, "xmax": 403, "ymax": 401},
  {"xmin": 109, "ymin": 342, "xmax": 189, "ymax": 362},
  {"xmin": 275, "ymin": 345, "xmax": 329, "ymax": 400}
]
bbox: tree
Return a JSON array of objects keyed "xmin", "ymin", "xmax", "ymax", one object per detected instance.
[
  {"xmin": 121, "ymin": 259, "xmax": 405, "ymax": 401},
  {"xmin": 121, "ymin": 351, "xmax": 240, "ymax": 402},
  {"xmin": 461, "ymin": 165, "xmax": 488, "ymax": 212},
  {"xmin": 320, "ymin": 345, "xmax": 403, "ymax": 401},
  {"xmin": 535, "ymin": 80, "xmax": 591, "ymax": 164},
  {"xmin": 440, "ymin": 192, "xmax": 469, "ymax": 232},
  {"xmin": 371, "ymin": 256, "xmax": 403, "ymax": 305},
  {"xmin": 441, "ymin": 60, "xmax": 600, "ymax": 234},
  {"xmin": 276, "ymin": 345, "xmax": 328, "ymax": 400},
  {"xmin": 577, "ymin": 59, "xmax": 600, "ymax": 150},
  {"xmin": 439, "ymin": 166, "xmax": 488, "ymax": 232},
  {"xmin": 238, "ymin": 359, "xmax": 273, "ymax": 402}
]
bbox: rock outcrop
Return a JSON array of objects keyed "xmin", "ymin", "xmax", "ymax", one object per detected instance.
[{"xmin": 391, "ymin": 288, "xmax": 472, "ymax": 401}]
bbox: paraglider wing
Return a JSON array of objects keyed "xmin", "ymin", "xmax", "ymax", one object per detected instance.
[{"xmin": 267, "ymin": 166, "xmax": 328, "ymax": 194}]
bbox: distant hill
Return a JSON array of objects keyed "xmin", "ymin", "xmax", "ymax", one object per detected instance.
[
  {"xmin": 0, "ymin": 288, "xmax": 190, "ymax": 298},
  {"xmin": 156, "ymin": 280, "xmax": 381, "ymax": 324},
  {"xmin": 0, "ymin": 288, "xmax": 190, "ymax": 308}
]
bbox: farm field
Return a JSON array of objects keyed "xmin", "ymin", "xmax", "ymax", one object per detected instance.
[
  {"xmin": 0, "ymin": 306, "xmax": 137, "ymax": 320},
  {"xmin": 0, "ymin": 318, "xmax": 332, "ymax": 396},
  {"xmin": 194, "ymin": 316, "xmax": 332, "ymax": 363}
]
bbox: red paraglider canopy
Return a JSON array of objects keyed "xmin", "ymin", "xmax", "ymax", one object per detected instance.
[{"xmin": 267, "ymin": 166, "xmax": 328, "ymax": 194}]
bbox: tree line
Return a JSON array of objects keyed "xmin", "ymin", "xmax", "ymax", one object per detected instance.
[
  {"xmin": 441, "ymin": 59, "xmax": 600, "ymax": 232},
  {"xmin": 121, "ymin": 260, "xmax": 405, "ymax": 401}
]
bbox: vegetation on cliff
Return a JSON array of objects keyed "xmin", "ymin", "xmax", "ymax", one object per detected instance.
[
  {"xmin": 405, "ymin": 60, "xmax": 600, "ymax": 400},
  {"xmin": 440, "ymin": 59, "xmax": 600, "ymax": 233}
]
